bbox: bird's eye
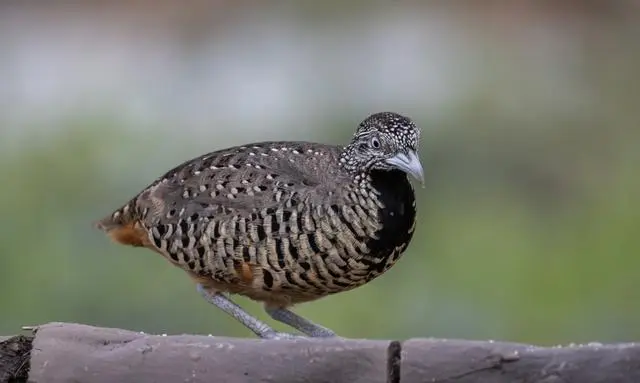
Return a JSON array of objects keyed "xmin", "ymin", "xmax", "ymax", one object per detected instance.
[{"xmin": 370, "ymin": 137, "xmax": 381, "ymax": 149}]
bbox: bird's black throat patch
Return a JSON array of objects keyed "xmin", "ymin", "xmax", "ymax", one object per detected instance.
[{"xmin": 365, "ymin": 169, "xmax": 417, "ymax": 261}]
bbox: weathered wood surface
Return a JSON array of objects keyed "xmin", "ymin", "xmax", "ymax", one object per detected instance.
[{"xmin": 1, "ymin": 322, "xmax": 640, "ymax": 382}]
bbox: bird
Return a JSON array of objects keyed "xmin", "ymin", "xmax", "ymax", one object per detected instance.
[{"xmin": 95, "ymin": 111, "xmax": 424, "ymax": 340}]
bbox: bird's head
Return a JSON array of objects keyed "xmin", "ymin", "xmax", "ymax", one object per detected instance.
[{"xmin": 341, "ymin": 112, "xmax": 424, "ymax": 184}]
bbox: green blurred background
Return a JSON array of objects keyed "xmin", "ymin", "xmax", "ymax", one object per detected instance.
[{"xmin": 1, "ymin": 1, "xmax": 639, "ymax": 345}]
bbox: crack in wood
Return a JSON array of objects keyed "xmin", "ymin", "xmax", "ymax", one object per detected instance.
[{"xmin": 387, "ymin": 340, "xmax": 402, "ymax": 383}]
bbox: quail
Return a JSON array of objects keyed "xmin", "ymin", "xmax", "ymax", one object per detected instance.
[{"xmin": 96, "ymin": 112, "xmax": 424, "ymax": 339}]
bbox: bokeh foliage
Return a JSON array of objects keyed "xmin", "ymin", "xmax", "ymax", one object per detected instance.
[
  {"xmin": 1, "ymin": 2, "xmax": 639, "ymax": 345},
  {"xmin": 1, "ymin": 86, "xmax": 638, "ymax": 344}
]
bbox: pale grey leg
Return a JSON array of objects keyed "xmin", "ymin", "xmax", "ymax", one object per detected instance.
[
  {"xmin": 197, "ymin": 284, "xmax": 301, "ymax": 340},
  {"xmin": 265, "ymin": 306, "xmax": 337, "ymax": 338}
]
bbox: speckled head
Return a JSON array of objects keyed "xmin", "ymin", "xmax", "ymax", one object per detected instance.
[
  {"xmin": 356, "ymin": 112, "xmax": 420, "ymax": 149},
  {"xmin": 341, "ymin": 112, "xmax": 424, "ymax": 184}
]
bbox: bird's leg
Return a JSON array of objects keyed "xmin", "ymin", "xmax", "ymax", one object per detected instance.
[
  {"xmin": 196, "ymin": 284, "xmax": 302, "ymax": 340},
  {"xmin": 264, "ymin": 306, "xmax": 337, "ymax": 338}
]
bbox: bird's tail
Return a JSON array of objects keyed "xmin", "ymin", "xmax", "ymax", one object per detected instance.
[{"xmin": 94, "ymin": 199, "xmax": 138, "ymax": 232}]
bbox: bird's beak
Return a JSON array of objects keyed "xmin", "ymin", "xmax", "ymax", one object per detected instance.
[{"xmin": 385, "ymin": 150, "xmax": 424, "ymax": 185}]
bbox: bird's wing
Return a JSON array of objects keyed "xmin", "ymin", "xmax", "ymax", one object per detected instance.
[{"xmin": 137, "ymin": 141, "xmax": 347, "ymax": 230}]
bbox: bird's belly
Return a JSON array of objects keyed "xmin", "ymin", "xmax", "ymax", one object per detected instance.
[
  {"xmin": 189, "ymin": 268, "xmax": 329, "ymax": 307},
  {"xmin": 169, "ymin": 225, "xmax": 412, "ymax": 306}
]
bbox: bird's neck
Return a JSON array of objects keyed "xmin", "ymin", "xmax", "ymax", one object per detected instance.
[
  {"xmin": 338, "ymin": 146, "xmax": 378, "ymax": 188},
  {"xmin": 337, "ymin": 145, "xmax": 360, "ymax": 175}
]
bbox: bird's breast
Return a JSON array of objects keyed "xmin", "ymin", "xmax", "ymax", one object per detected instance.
[{"xmin": 336, "ymin": 169, "xmax": 417, "ymax": 287}]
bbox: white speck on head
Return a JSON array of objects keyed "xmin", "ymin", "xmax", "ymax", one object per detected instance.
[
  {"xmin": 307, "ymin": 149, "xmax": 313, "ymax": 153},
  {"xmin": 253, "ymin": 186, "xmax": 261, "ymax": 192},
  {"xmin": 245, "ymin": 163, "xmax": 252, "ymax": 167},
  {"xmin": 266, "ymin": 174, "xmax": 274, "ymax": 180},
  {"xmin": 289, "ymin": 158, "xmax": 295, "ymax": 163},
  {"xmin": 292, "ymin": 150, "xmax": 300, "ymax": 154},
  {"xmin": 261, "ymin": 153, "xmax": 268, "ymax": 157},
  {"xmin": 281, "ymin": 147, "xmax": 288, "ymax": 151},
  {"xmin": 230, "ymin": 187, "xmax": 238, "ymax": 194},
  {"xmin": 255, "ymin": 165, "xmax": 263, "ymax": 169},
  {"xmin": 271, "ymin": 148, "xmax": 278, "ymax": 152},
  {"xmin": 216, "ymin": 184, "xmax": 224, "ymax": 190},
  {"xmin": 193, "ymin": 170, "xmax": 201, "ymax": 175},
  {"xmin": 209, "ymin": 166, "xmax": 218, "ymax": 170},
  {"xmin": 241, "ymin": 179, "xmax": 249, "ymax": 184},
  {"xmin": 249, "ymin": 152, "xmax": 256, "ymax": 156},
  {"xmin": 252, "ymin": 146, "xmax": 261, "ymax": 149},
  {"xmin": 228, "ymin": 164, "xmax": 237, "ymax": 169},
  {"xmin": 199, "ymin": 185, "xmax": 207, "ymax": 192}
]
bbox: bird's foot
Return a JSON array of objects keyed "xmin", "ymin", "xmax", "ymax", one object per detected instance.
[
  {"xmin": 306, "ymin": 328, "xmax": 337, "ymax": 338},
  {"xmin": 260, "ymin": 330, "xmax": 307, "ymax": 340}
]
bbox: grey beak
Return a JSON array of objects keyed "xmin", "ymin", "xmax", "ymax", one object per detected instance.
[{"xmin": 385, "ymin": 150, "xmax": 424, "ymax": 185}]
